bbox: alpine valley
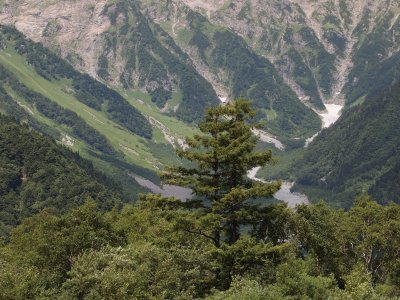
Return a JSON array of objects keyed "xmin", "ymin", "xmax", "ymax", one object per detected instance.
[
  {"xmin": 1, "ymin": 0, "xmax": 399, "ymax": 205},
  {"xmin": 1, "ymin": 1, "xmax": 400, "ymax": 298}
]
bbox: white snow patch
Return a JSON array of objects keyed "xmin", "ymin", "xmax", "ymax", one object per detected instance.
[
  {"xmin": 319, "ymin": 104, "xmax": 343, "ymax": 128},
  {"xmin": 247, "ymin": 167, "xmax": 264, "ymax": 183},
  {"xmin": 305, "ymin": 104, "xmax": 344, "ymax": 146},
  {"xmin": 219, "ymin": 96, "xmax": 228, "ymax": 103},
  {"xmin": 305, "ymin": 132, "xmax": 319, "ymax": 147}
]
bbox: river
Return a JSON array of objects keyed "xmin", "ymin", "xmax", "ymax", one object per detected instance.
[
  {"xmin": 134, "ymin": 176, "xmax": 192, "ymax": 201},
  {"xmin": 135, "ymin": 167, "xmax": 309, "ymax": 208},
  {"xmin": 247, "ymin": 167, "xmax": 309, "ymax": 208},
  {"xmin": 247, "ymin": 104, "xmax": 343, "ymax": 205},
  {"xmin": 134, "ymin": 103, "xmax": 341, "ymax": 205}
]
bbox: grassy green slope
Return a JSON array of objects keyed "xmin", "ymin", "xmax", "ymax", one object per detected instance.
[{"xmin": 0, "ymin": 27, "xmax": 199, "ymax": 198}]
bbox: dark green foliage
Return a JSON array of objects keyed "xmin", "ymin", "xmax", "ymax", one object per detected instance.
[
  {"xmin": 183, "ymin": 9, "xmax": 322, "ymax": 137},
  {"xmin": 162, "ymin": 100, "xmax": 281, "ymax": 246},
  {"xmin": 352, "ymin": 9, "xmax": 371, "ymax": 38},
  {"xmin": 346, "ymin": 49, "xmax": 400, "ymax": 106},
  {"xmin": 97, "ymin": 54, "xmax": 110, "ymax": 80},
  {"xmin": 0, "ymin": 25, "xmax": 152, "ymax": 139},
  {"xmin": 260, "ymin": 21, "xmax": 336, "ymax": 108},
  {"xmin": 323, "ymin": 15, "xmax": 341, "ymax": 28},
  {"xmin": 237, "ymin": 3, "xmax": 251, "ymax": 21},
  {"xmin": 0, "ymin": 115, "xmax": 120, "ymax": 235},
  {"xmin": 1, "ymin": 190, "xmax": 400, "ymax": 298},
  {"xmin": 0, "ymin": 102, "xmax": 399, "ymax": 298},
  {"xmin": 295, "ymin": 196, "xmax": 400, "ymax": 288},
  {"xmin": 150, "ymin": 87, "xmax": 172, "ymax": 108},
  {"xmin": 369, "ymin": 161, "xmax": 400, "ymax": 204},
  {"xmin": 339, "ymin": 0, "xmax": 352, "ymax": 27},
  {"xmin": 96, "ymin": 35, "xmax": 115, "ymax": 81},
  {"xmin": 189, "ymin": 30, "xmax": 211, "ymax": 61},
  {"xmin": 37, "ymin": 100, "xmax": 114, "ymax": 155},
  {"xmin": 144, "ymin": 140, "xmax": 181, "ymax": 167},
  {"xmin": 6, "ymin": 201, "xmax": 123, "ymax": 286},
  {"xmin": 323, "ymin": 31, "xmax": 347, "ymax": 52},
  {"xmin": 0, "ymin": 85, "xmax": 61, "ymax": 139},
  {"xmin": 292, "ymin": 81, "xmax": 400, "ymax": 207},
  {"xmin": 88, "ymin": 150, "xmax": 161, "ymax": 185}
]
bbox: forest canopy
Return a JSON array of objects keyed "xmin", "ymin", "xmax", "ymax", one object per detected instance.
[{"xmin": 1, "ymin": 101, "xmax": 400, "ymax": 299}]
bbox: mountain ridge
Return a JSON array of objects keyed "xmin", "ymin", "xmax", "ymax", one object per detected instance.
[{"xmin": 2, "ymin": 0, "xmax": 398, "ymax": 112}]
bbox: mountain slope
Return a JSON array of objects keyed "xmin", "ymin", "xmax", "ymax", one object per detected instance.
[
  {"xmin": 344, "ymin": 8, "xmax": 400, "ymax": 106},
  {"xmin": 142, "ymin": 1, "xmax": 322, "ymax": 138},
  {"xmin": 0, "ymin": 25, "xmax": 197, "ymax": 196},
  {"xmin": 1, "ymin": 1, "xmax": 399, "ymax": 137},
  {"xmin": 292, "ymin": 81, "xmax": 400, "ymax": 207},
  {"xmin": 0, "ymin": 115, "xmax": 120, "ymax": 237},
  {"xmin": 0, "ymin": 26, "xmax": 152, "ymax": 139},
  {"xmin": 1, "ymin": 0, "xmax": 400, "ymax": 208},
  {"xmin": 203, "ymin": 0, "xmax": 400, "ymax": 107},
  {"xmin": 0, "ymin": 0, "xmax": 322, "ymax": 139},
  {"xmin": 0, "ymin": 0, "xmax": 221, "ymax": 124}
]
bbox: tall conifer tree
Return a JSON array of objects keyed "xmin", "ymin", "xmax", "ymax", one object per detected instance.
[{"xmin": 161, "ymin": 99, "xmax": 280, "ymax": 246}]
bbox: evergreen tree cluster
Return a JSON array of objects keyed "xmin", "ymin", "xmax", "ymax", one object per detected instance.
[
  {"xmin": 2, "ymin": 195, "xmax": 399, "ymax": 299},
  {"xmin": 0, "ymin": 115, "xmax": 120, "ymax": 238},
  {"xmin": 0, "ymin": 101, "xmax": 399, "ymax": 299}
]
